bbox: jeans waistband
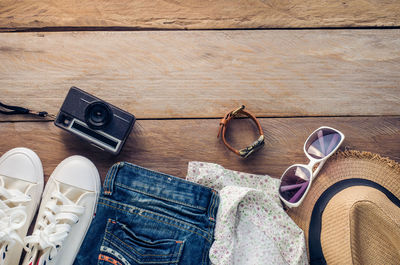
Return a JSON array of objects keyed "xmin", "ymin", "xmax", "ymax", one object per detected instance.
[{"xmin": 102, "ymin": 162, "xmax": 218, "ymax": 217}]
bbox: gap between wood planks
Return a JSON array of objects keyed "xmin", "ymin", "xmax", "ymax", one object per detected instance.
[
  {"xmin": 1, "ymin": 115, "xmax": 399, "ymax": 123},
  {"xmin": 1, "ymin": 0, "xmax": 400, "ymax": 30},
  {"xmin": 1, "ymin": 116, "xmax": 399, "ymax": 183},
  {"xmin": 2, "ymin": 26, "xmax": 400, "ymax": 32}
]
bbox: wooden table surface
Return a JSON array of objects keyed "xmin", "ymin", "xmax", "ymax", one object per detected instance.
[{"xmin": 1, "ymin": 1, "xmax": 399, "ymax": 186}]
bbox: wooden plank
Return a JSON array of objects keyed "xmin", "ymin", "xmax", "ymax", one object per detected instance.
[
  {"xmin": 1, "ymin": 0, "xmax": 400, "ymax": 30},
  {"xmin": 0, "ymin": 117, "xmax": 398, "ymax": 183},
  {"xmin": 1, "ymin": 30, "xmax": 399, "ymax": 121}
]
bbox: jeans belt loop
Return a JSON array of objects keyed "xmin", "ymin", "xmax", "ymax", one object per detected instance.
[
  {"xmin": 208, "ymin": 189, "xmax": 219, "ymax": 221},
  {"xmin": 103, "ymin": 162, "xmax": 124, "ymax": 196}
]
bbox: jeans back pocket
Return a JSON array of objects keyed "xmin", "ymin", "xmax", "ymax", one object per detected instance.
[{"xmin": 99, "ymin": 219, "xmax": 185, "ymax": 265}]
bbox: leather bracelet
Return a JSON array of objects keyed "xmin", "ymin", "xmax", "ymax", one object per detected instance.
[{"xmin": 217, "ymin": 105, "xmax": 265, "ymax": 158}]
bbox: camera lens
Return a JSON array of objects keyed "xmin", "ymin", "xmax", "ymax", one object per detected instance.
[{"xmin": 85, "ymin": 101, "xmax": 113, "ymax": 130}]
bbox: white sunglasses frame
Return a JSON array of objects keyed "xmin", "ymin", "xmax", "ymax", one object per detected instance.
[{"xmin": 279, "ymin": 126, "xmax": 345, "ymax": 208}]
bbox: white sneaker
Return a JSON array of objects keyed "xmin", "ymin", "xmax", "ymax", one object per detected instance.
[
  {"xmin": 23, "ymin": 156, "xmax": 100, "ymax": 265},
  {"xmin": 0, "ymin": 147, "xmax": 44, "ymax": 265}
]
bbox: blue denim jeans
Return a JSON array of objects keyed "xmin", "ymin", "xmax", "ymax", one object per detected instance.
[{"xmin": 74, "ymin": 162, "xmax": 219, "ymax": 265}]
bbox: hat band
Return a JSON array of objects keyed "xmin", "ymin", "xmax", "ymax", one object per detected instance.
[{"xmin": 309, "ymin": 178, "xmax": 400, "ymax": 265}]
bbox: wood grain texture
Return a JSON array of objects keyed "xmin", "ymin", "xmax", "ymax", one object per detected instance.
[
  {"xmin": 0, "ymin": 117, "xmax": 398, "ymax": 184},
  {"xmin": 1, "ymin": 30, "xmax": 400, "ymax": 121},
  {"xmin": 1, "ymin": 0, "xmax": 400, "ymax": 30}
]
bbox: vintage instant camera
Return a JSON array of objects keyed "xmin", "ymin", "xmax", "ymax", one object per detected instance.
[{"xmin": 55, "ymin": 87, "xmax": 135, "ymax": 155}]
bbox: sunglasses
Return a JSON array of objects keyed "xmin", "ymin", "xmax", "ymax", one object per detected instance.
[{"xmin": 278, "ymin": 126, "xmax": 345, "ymax": 208}]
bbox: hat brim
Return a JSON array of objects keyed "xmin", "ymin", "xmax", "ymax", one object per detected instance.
[
  {"xmin": 320, "ymin": 186, "xmax": 400, "ymax": 264},
  {"xmin": 287, "ymin": 150, "xmax": 400, "ymax": 258}
]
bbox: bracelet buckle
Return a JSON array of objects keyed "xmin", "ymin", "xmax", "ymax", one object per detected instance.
[
  {"xmin": 238, "ymin": 135, "xmax": 265, "ymax": 158},
  {"xmin": 231, "ymin": 105, "xmax": 245, "ymax": 117}
]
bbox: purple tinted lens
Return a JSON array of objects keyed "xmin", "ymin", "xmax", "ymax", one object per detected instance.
[
  {"xmin": 279, "ymin": 166, "xmax": 310, "ymax": 203},
  {"xmin": 306, "ymin": 128, "xmax": 342, "ymax": 159}
]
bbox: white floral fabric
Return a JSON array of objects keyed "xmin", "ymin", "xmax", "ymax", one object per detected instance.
[{"xmin": 186, "ymin": 162, "xmax": 308, "ymax": 265}]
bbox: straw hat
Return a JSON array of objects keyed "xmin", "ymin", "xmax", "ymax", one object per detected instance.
[{"xmin": 287, "ymin": 150, "xmax": 400, "ymax": 265}]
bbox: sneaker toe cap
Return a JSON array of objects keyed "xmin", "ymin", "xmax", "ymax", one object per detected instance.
[
  {"xmin": 0, "ymin": 148, "xmax": 43, "ymax": 183},
  {"xmin": 54, "ymin": 156, "xmax": 100, "ymax": 192}
]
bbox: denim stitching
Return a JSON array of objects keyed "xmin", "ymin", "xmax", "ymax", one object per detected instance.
[
  {"xmin": 109, "ymin": 163, "xmax": 121, "ymax": 193},
  {"xmin": 106, "ymin": 218, "xmax": 180, "ymax": 258},
  {"xmin": 105, "ymin": 231, "xmax": 179, "ymax": 257},
  {"xmin": 97, "ymin": 220, "xmax": 112, "ymax": 265},
  {"xmin": 98, "ymin": 254, "xmax": 123, "ymax": 265},
  {"xmin": 109, "ymin": 162, "xmax": 123, "ymax": 194},
  {"xmin": 114, "ymin": 182, "xmax": 207, "ymax": 211},
  {"xmin": 204, "ymin": 192, "xmax": 218, "ymax": 265},
  {"xmin": 214, "ymin": 191, "xmax": 219, "ymax": 219},
  {"xmin": 140, "ymin": 214, "xmax": 210, "ymax": 243},
  {"xmin": 207, "ymin": 191, "xmax": 215, "ymax": 218},
  {"xmin": 121, "ymin": 162, "xmax": 215, "ymax": 190},
  {"xmin": 110, "ymin": 163, "xmax": 120, "ymax": 191},
  {"xmin": 203, "ymin": 244, "xmax": 211, "ymax": 265},
  {"xmin": 104, "ymin": 238, "xmax": 138, "ymax": 264},
  {"xmin": 104, "ymin": 165, "xmax": 113, "ymax": 193},
  {"xmin": 97, "ymin": 201, "xmax": 212, "ymax": 243},
  {"xmin": 104, "ymin": 238, "xmax": 180, "ymax": 264},
  {"xmin": 103, "ymin": 168, "xmax": 109, "ymax": 194},
  {"xmin": 210, "ymin": 191, "xmax": 218, "ymax": 219},
  {"xmin": 104, "ymin": 164, "xmax": 116, "ymax": 194},
  {"xmin": 211, "ymin": 191, "xmax": 218, "ymax": 220},
  {"xmin": 201, "ymin": 243, "xmax": 206, "ymax": 265},
  {"xmin": 100, "ymin": 246, "xmax": 129, "ymax": 265},
  {"xmin": 104, "ymin": 238, "xmax": 140, "ymax": 264},
  {"xmin": 96, "ymin": 256, "xmax": 102, "ymax": 265},
  {"xmin": 203, "ymin": 196, "xmax": 213, "ymax": 265},
  {"xmin": 176, "ymin": 242, "xmax": 184, "ymax": 265},
  {"xmin": 99, "ymin": 198, "xmax": 209, "ymax": 236},
  {"xmin": 99, "ymin": 201, "xmax": 211, "ymax": 243}
]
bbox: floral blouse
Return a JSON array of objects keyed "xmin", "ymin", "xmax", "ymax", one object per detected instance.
[{"xmin": 186, "ymin": 162, "xmax": 308, "ymax": 265}]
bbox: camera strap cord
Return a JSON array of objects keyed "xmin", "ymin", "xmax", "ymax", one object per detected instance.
[{"xmin": 0, "ymin": 101, "xmax": 56, "ymax": 119}]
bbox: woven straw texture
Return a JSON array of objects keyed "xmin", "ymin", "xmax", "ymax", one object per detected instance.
[
  {"xmin": 287, "ymin": 150, "xmax": 400, "ymax": 262},
  {"xmin": 321, "ymin": 186, "xmax": 400, "ymax": 264}
]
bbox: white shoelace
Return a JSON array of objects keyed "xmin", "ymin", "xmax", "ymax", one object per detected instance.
[
  {"xmin": 24, "ymin": 191, "xmax": 84, "ymax": 259},
  {"xmin": 0, "ymin": 185, "xmax": 31, "ymax": 247}
]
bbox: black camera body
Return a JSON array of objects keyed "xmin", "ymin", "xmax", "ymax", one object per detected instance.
[{"xmin": 55, "ymin": 87, "xmax": 135, "ymax": 155}]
